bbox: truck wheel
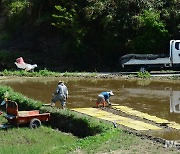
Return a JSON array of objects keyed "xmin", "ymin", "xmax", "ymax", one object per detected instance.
[
  {"xmin": 139, "ymin": 66, "xmax": 147, "ymax": 73},
  {"xmin": 29, "ymin": 118, "xmax": 41, "ymax": 129}
]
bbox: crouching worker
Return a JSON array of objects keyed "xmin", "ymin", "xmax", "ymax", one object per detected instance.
[
  {"xmin": 51, "ymin": 81, "xmax": 68, "ymax": 109},
  {"xmin": 96, "ymin": 91, "xmax": 114, "ymax": 107}
]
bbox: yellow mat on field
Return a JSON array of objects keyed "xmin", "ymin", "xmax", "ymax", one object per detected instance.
[
  {"xmin": 112, "ymin": 106, "xmax": 169, "ymax": 123},
  {"xmin": 71, "ymin": 108, "xmax": 161, "ymax": 131},
  {"xmin": 112, "ymin": 105, "xmax": 180, "ymax": 130},
  {"xmin": 167, "ymin": 122, "xmax": 180, "ymax": 130}
]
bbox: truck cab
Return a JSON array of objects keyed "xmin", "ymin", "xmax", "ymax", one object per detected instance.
[{"xmin": 170, "ymin": 40, "xmax": 180, "ymax": 65}]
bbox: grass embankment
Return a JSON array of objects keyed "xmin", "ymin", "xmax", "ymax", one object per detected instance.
[
  {"xmin": 1, "ymin": 69, "xmax": 180, "ymax": 80},
  {"xmin": 0, "ymin": 124, "xmax": 136, "ymax": 154},
  {"xmin": 0, "ymin": 86, "xmax": 178, "ymax": 153},
  {"xmin": 0, "ymin": 69, "xmax": 97, "ymax": 77}
]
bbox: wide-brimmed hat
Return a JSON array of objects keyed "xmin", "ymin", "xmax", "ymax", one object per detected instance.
[
  {"xmin": 58, "ymin": 80, "xmax": 64, "ymax": 84},
  {"xmin": 108, "ymin": 91, "xmax": 114, "ymax": 96}
]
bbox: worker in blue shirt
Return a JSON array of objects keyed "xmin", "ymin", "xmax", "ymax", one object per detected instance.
[{"xmin": 96, "ymin": 91, "xmax": 114, "ymax": 107}]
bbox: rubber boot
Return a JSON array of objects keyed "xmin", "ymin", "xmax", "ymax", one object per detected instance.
[
  {"xmin": 96, "ymin": 102, "xmax": 99, "ymax": 108},
  {"xmin": 62, "ymin": 104, "xmax": 66, "ymax": 109},
  {"xmin": 50, "ymin": 102, "xmax": 55, "ymax": 107},
  {"xmin": 102, "ymin": 102, "xmax": 106, "ymax": 107}
]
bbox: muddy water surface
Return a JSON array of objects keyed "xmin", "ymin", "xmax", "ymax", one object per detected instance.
[{"xmin": 0, "ymin": 77, "xmax": 180, "ymax": 140}]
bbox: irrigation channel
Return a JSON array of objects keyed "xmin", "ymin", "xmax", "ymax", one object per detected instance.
[{"xmin": 0, "ymin": 77, "xmax": 180, "ymax": 141}]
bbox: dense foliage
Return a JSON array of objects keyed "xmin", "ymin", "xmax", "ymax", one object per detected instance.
[{"xmin": 0, "ymin": 0, "xmax": 179, "ymax": 71}]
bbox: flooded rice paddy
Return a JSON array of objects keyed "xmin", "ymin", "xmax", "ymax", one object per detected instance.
[{"xmin": 0, "ymin": 77, "xmax": 180, "ymax": 140}]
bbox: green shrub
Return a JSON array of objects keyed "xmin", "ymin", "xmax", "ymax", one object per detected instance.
[
  {"xmin": 37, "ymin": 69, "xmax": 54, "ymax": 76},
  {"xmin": 137, "ymin": 71, "xmax": 151, "ymax": 78}
]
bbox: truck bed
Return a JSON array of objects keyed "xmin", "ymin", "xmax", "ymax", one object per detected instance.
[
  {"xmin": 120, "ymin": 54, "xmax": 170, "ymax": 65},
  {"xmin": 124, "ymin": 57, "xmax": 171, "ymax": 65}
]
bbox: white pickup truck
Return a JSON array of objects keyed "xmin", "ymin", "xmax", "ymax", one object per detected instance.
[{"xmin": 119, "ymin": 40, "xmax": 180, "ymax": 72}]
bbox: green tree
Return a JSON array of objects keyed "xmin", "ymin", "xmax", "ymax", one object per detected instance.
[
  {"xmin": 51, "ymin": 0, "xmax": 88, "ymax": 70},
  {"xmin": 131, "ymin": 9, "xmax": 169, "ymax": 54}
]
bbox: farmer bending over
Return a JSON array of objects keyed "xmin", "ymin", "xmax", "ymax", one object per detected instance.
[
  {"xmin": 96, "ymin": 91, "xmax": 114, "ymax": 107},
  {"xmin": 51, "ymin": 81, "xmax": 68, "ymax": 109}
]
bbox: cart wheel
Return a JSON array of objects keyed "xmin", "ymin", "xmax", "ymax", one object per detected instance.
[{"xmin": 29, "ymin": 118, "xmax": 41, "ymax": 129}]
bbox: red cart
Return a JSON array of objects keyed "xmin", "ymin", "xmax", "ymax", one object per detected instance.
[{"xmin": 4, "ymin": 100, "xmax": 50, "ymax": 128}]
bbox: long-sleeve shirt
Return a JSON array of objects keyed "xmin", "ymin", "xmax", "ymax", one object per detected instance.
[{"xmin": 55, "ymin": 83, "xmax": 68, "ymax": 99}]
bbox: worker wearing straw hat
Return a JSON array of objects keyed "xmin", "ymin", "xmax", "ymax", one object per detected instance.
[{"xmin": 51, "ymin": 81, "xmax": 68, "ymax": 109}]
